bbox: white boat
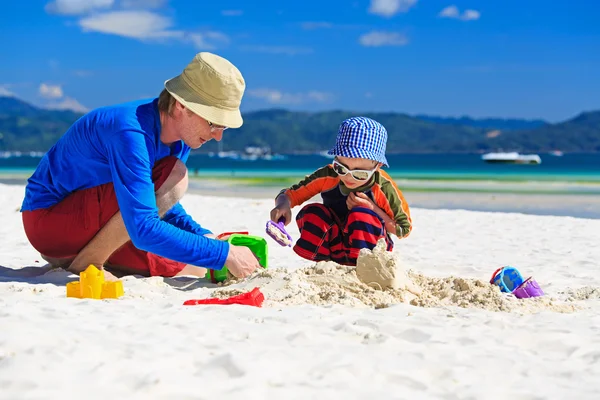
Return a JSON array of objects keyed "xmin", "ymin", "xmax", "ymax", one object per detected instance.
[
  {"xmin": 481, "ymin": 152, "xmax": 542, "ymax": 165},
  {"xmin": 241, "ymin": 146, "xmax": 287, "ymax": 161}
]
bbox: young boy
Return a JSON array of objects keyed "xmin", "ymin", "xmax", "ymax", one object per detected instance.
[{"xmin": 270, "ymin": 116, "xmax": 412, "ymax": 266}]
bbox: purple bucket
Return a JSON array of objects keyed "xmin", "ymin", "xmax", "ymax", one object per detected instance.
[{"xmin": 512, "ymin": 277, "xmax": 544, "ymax": 299}]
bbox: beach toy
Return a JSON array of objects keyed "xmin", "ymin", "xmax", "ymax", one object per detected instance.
[
  {"xmin": 217, "ymin": 231, "xmax": 249, "ymax": 240},
  {"xmin": 512, "ymin": 277, "xmax": 545, "ymax": 299},
  {"xmin": 490, "ymin": 266, "xmax": 524, "ymax": 293},
  {"xmin": 206, "ymin": 233, "xmax": 269, "ymax": 283},
  {"xmin": 490, "ymin": 266, "xmax": 545, "ymax": 299},
  {"xmin": 266, "ymin": 217, "xmax": 293, "ymax": 247},
  {"xmin": 66, "ymin": 264, "xmax": 124, "ymax": 300},
  {"xmin": 183, "ymin": 287, "xmax": 265, "ymax": 307}
]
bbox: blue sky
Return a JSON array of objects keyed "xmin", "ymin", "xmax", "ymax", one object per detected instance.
[{"xmin": 1, "ymin": 0, "xmax": 598, "ymax": 122}]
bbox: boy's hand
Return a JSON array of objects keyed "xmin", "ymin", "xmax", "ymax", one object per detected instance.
[
  {"xmin": 270, "ymin": 194, "xmax": 292, "ymax": 225},
  {"xmin": 270, "ymin": 205, "xmax": 292, "ymax": 225},
  {"xmin": 347, "ymin": 192, "xmax": 375, "ymax": 210}
]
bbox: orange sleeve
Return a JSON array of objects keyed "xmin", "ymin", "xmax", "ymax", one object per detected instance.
[{"xmin": 279, "ymin": 166, "xmax": 340, "ymax": 208}]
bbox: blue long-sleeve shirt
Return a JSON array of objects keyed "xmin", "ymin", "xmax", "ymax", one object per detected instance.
[{"xmin": 21, "ymin": 98, "xmax": 229, "ymax": 270}]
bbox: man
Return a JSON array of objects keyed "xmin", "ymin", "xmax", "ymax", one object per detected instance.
[{"xmin": 20, "ymin": 52, "xmax": 260, "ymax": 280}]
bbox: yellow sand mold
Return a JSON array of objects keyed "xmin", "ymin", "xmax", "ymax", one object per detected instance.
[{"xmin": 66, "ymin": 264, "xmax": 124, "ymax": 299}]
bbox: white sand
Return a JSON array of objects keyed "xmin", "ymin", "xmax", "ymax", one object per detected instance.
[{"xmin": 1, "ymin": 182, "xmax": 600, "ymax": 399}]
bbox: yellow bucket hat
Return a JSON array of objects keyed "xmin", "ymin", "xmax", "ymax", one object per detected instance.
[{"xmin": 164, "ymin": 52, "xmax": 246, "ymax": 128}]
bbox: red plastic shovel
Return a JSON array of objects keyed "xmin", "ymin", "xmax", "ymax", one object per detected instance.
[{"xmin": 183, "ymin": 287, "xmax": 265, "ymax": 307}]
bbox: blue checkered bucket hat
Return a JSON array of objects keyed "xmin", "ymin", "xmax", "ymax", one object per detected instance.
[{"xmin": 327, "ymin": 117, "xmax": 389, "ymax": 167}]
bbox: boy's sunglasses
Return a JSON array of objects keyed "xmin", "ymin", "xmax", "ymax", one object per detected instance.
[{"xmin": 332, "ymin": 160, "xmax": 377, "ymax": 181}]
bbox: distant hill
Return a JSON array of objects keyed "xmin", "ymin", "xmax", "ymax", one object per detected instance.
[
  {"xmin": 0, "ymin": 96, "xmax": 83, "ymax": 151},
  {"xmin": 0, "ymin": 95, "xmax": 599, "ymax": 153},
  {"xmin": 415, "ymin": 115, "xmax": 548, "ymax": 131},
  {"xmin": 213, "ymin": 109, "xmax": 488, "ymax": 154},
  {"xmin": 485, "ymin": 110, "xmax": 600, "ymax": 152}
]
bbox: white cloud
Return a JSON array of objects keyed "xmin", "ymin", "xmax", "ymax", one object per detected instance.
[
  {"xmin": 78, "ymin": 10, "xmax": 177, "ymax": 39},
  {"xmin": 77, "ymin": 10, "xmax": 229, "ymax": 48},
  {"xmin": 306, "ymin": 91, "xmax": 333, "ymax": 102},
  {"xmin": 301, "ymin": 21, "xmax": 333, "ymax": 30},
  {"xmin": 188, "ymin": 31, "xmax": 230, "ymax": 50},
  {"xmin": 45, "ymin": 0, "xmax": 114, "ymax": 16},
  {"xmin": 248, "ymin": 89, "xmax": 333, "ymax": 104},
  {"xmin": 39, "ymin": 83, "xmax": 64, "ymax": 99},
  {"xmin": 46, "ymin": 0, "xmax": 167, "ymax": 15},
  {"xmin": 439, "ymin": 5, "xmax": 459, "ymax": 18},
  {"xmin": 120, "ymin": 0, "xmax": 167, "ymax": 9},
  {"xmin": 368, "ymin": 0, "xmax": 417, "ymax": 17},
  {"xmin": 49, "ymin": 3, "xmax": 227, "ymax": 49},
  {"xmin": 46, "ymin": 97, "xmax": 89, "ymax": 113},
  {"xmin": 240, "ymin": 45, "xmax": 313, "ymax": 56},
  {"xmin": 0, "ymin": 85, "xmax": 15, "ymax": 97},
  {"xmin": 359, "ymin": 31, "xmax": 409, "ymax": 47},
  {"xmin": 439, "ymin": 5, "xmax": 481, "ymax": 21},
  {"xmin": 222, "ymin": 9, "xmax": 243, "ymax": 16},
  {"xmin": 461, "ymin": 9, "xmax": 481, "ymax": 21}
]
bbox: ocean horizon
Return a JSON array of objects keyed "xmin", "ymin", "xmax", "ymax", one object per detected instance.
[{"xmin": 2, "ymin": 152, "xmax": 600, "ymax": 181}]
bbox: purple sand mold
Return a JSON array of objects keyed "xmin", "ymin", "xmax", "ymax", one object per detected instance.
[
  {"xmin": 266, "ymin": 217, "xmax": 293, "ymax": 247},
  {"xmin": 512, "ymin": 277, "xmax": 545, "ymax": 299}
]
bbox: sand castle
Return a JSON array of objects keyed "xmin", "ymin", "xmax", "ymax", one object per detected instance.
[{"xmin": 356, "ymin": 238, "xmax": 422, "ymax": 295}]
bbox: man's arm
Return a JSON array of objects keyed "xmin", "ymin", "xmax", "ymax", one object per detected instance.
[
  {"xmin": 162, "ymin": 202, "xmax": 213, "ymax": 236},
  {"xmin": 104, "ymin": 130, "xmax": 229, "ymax": 270}
]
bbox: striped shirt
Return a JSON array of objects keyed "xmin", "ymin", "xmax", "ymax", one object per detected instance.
[{"xmin": 279, "ymin": 165, "xmax": 412, "ymax": 238}]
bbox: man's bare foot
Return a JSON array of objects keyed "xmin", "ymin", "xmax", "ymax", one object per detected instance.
[
  {"xmin": 102, "ymin": 269, "xmax": 119, "ymax": 281},
  {"xmin": 41, "ymin": 254, "xmax": 119, "ymax": 281},
  {"xmin": 41, "ymin": 255, "xmax": 74, "ymax": 270},
  {"xmin": 175, "ymin": 265, "xmax": 208, "ymax": 278}
]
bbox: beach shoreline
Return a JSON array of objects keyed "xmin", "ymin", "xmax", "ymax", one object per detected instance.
[{"xmin": 3, "ymin": 176, "xmax": 600, "ymax": 219}]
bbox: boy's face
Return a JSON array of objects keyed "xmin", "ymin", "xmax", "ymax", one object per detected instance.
[{"xmin": 335, "ymin": 156, "xmax": 379, "ymax": 189}]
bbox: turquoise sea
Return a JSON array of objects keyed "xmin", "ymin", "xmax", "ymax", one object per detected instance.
[
  {"xmin": 2, "ymin": 153, "xmax": 599, "ymax": 182},
  {"xmin": 1, "ymin": 152, "xmax": 599, "ymax": 218}
]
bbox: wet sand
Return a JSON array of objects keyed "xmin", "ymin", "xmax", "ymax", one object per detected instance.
[
  {"xmin": 185, "ymin": 180, "xmax": 600, "ymax": 219},
  {"xmin": 3, "ymin": 176, "xmax": 599, "ymax": 219}
]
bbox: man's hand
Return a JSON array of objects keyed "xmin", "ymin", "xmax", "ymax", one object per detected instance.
[
  {"xmin": 270, "ymin": 195, "xmax": 292, "ymax": 225},
  {"xmin": 225, "ymin": 245, "xmax": 261, "ymax": 279},
  {"xmin": 346, "ymin": 192, "xmax": 375, "ymax": 210}
]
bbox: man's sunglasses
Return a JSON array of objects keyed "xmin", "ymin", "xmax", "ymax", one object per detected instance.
[
  {"xmin": 332, "ymin": 159, "xmax": 377, "ymax": 181},
  {"xmin": 208, "ymin": 121, "xmax": 228, "ymax": 131}
]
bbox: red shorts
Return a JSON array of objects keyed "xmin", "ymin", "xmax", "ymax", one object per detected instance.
[
  {"xmin": 293, "ymin": 203, "xmax": 394, "ymax": 266},
  {"xmin": 22, "ymin": 156, "xmax": 187, "ymax": 277}
]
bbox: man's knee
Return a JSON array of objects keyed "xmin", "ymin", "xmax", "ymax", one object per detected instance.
[
  {"xmin": 154, "ymin": 159, "xmax": 189, "ymax": 215},
  {"xmin": 170, "ymin": 159, "xmax": 189, "ymax": 193},
  {"xmin": 157, "ymin": 159, "xmax": 188, "ymax": 198}
]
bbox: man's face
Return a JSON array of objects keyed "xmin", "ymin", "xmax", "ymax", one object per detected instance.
[{"xmin": 175, "ymin": 103, "xmax": 226, "ymax": 149}]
